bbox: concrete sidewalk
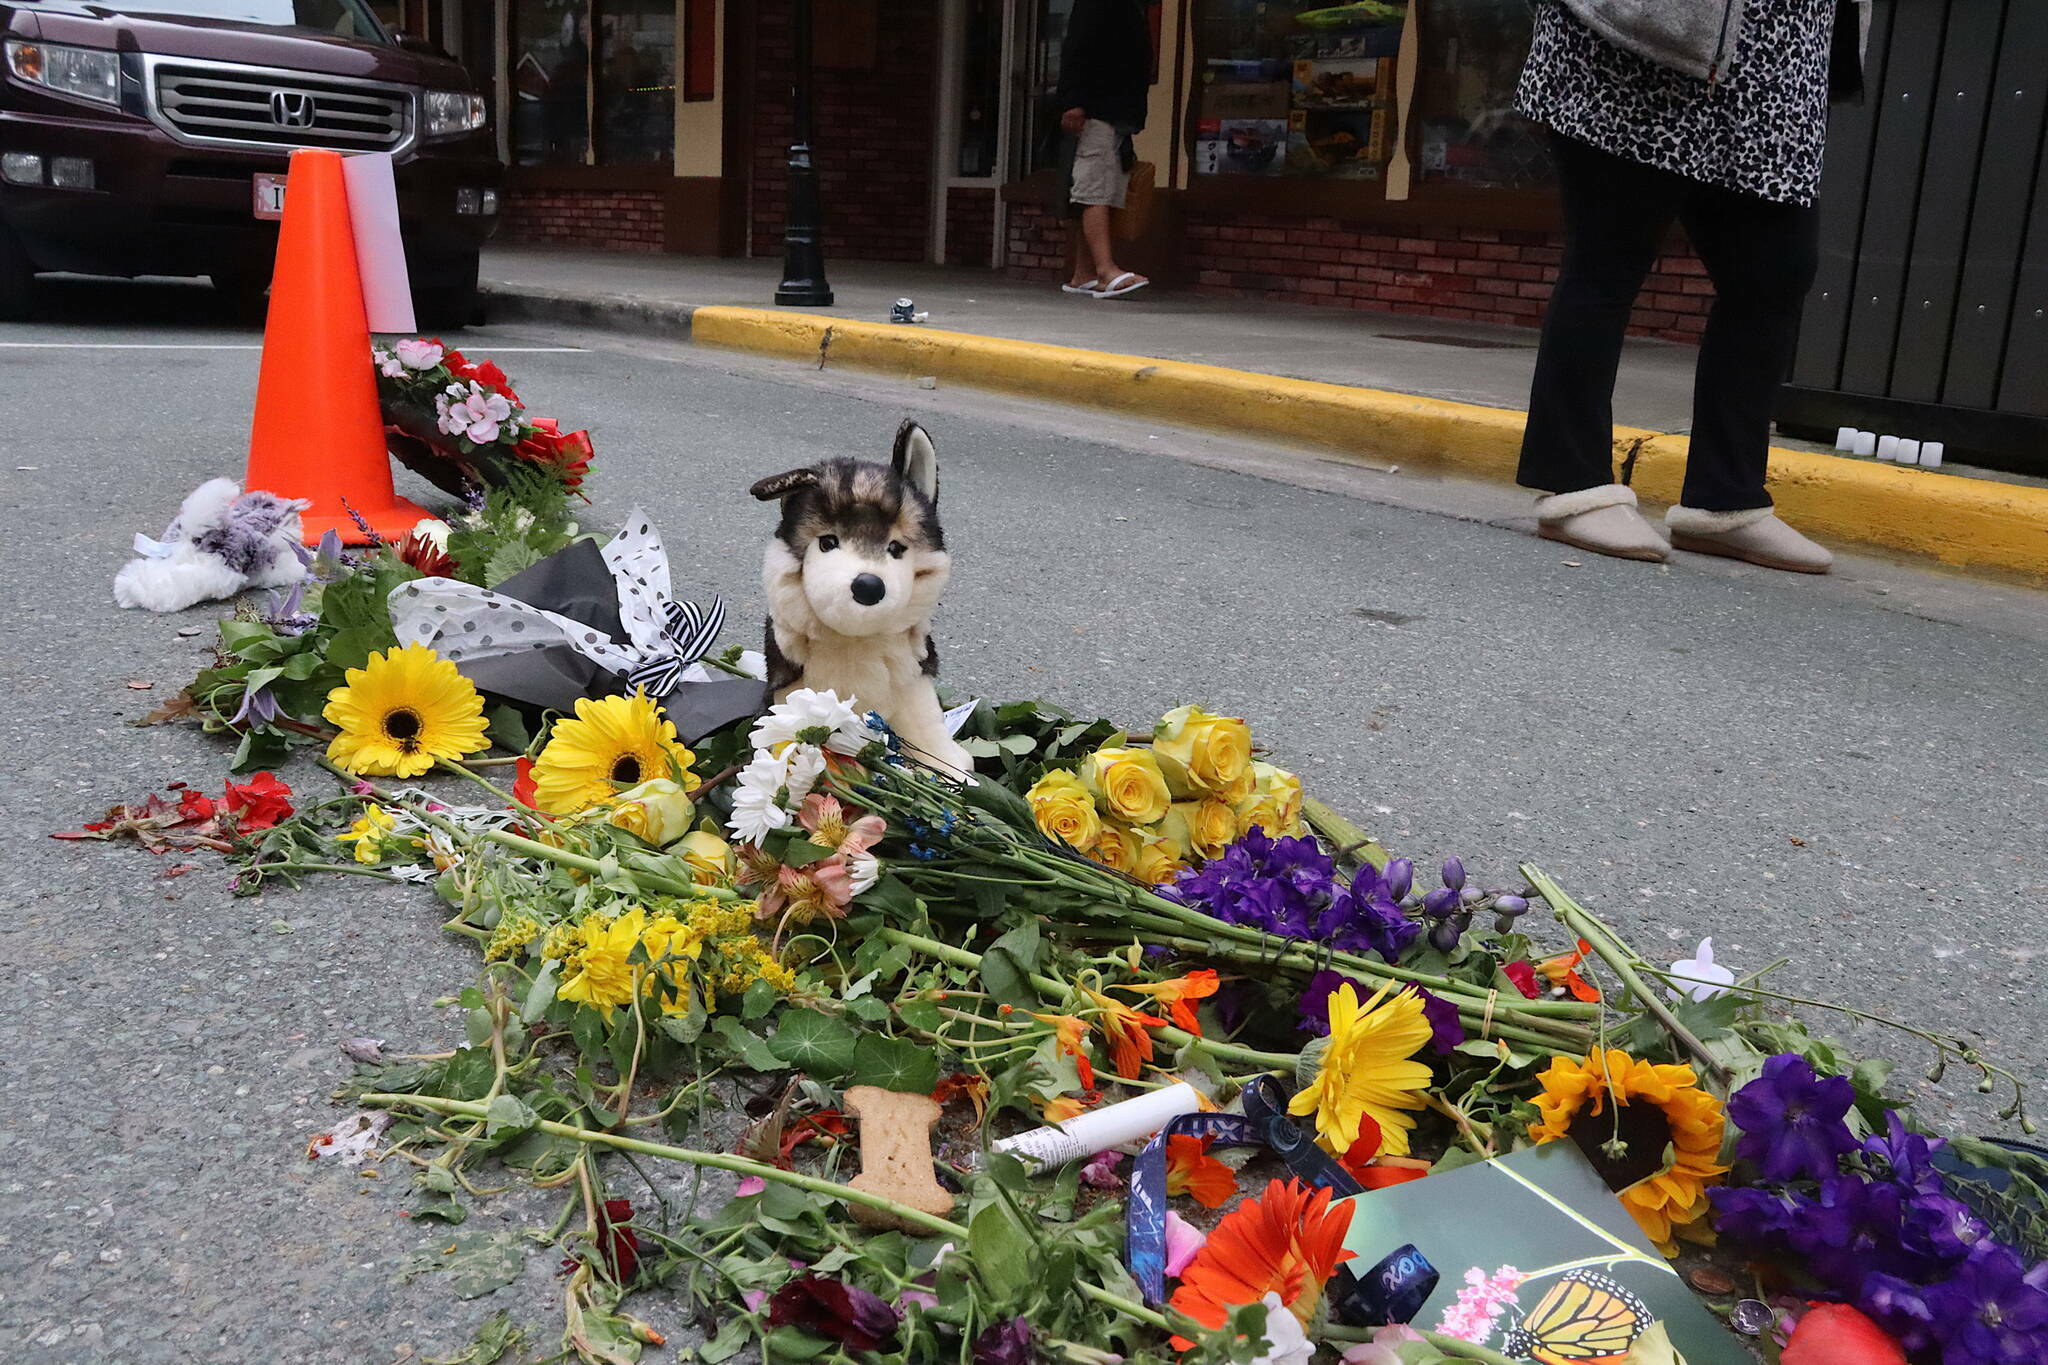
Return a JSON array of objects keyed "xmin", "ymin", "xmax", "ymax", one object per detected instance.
[
  {"xmin": 477, "ymin": 247, "xmax": 2048, "ymax": 580},
  {"xmin": 481, "ymin": 246, "xmax": 1705, "ymax": 431}
]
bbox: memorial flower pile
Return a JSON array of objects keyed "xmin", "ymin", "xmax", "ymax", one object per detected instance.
[
  {"xmin": 374, "ymin": 338, "xmax": 593, "ymax": 494},
  {"xmin": 79, "ymin": 474, "xmax": 2045, "ymax": 1365}
]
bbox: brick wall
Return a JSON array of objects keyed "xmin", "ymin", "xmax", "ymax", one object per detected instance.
[
  {"xmin": 499, "ymin": 189, "xmax": 666, "ymax": 252},
  {"xmin": 945, "ymin": 187, "xmax": 996, "ymax": 267},
  {"xmin": 1004, "ymin": 199, "xmax": 1069, "ymax": 279},
  {"xmin": 1005, "ymin": 203, "xmax": 1713, "ymax": 344},
  {"xmin": 749, "ymin": 0, "xmax": 938, "ymax": 262}
]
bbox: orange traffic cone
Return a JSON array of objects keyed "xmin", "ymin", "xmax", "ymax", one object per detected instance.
[{"xmin": 246, "ymin": 147, "xmax": 423, "ymax": 545}]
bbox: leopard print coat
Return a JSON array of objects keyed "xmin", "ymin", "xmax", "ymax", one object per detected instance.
[{"xmin": 1516, "ymin": 0, "xmax": 1838, "ymax": 206}]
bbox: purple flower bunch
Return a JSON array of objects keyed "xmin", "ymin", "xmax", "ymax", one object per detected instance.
[
  {"xmin": 1166, "ymin": 829, "xmax": 1421, "ymax": 963},
  {"xmin": 1709, "ymin": 1054, "xmax": 2048, "ymax": 1363}
]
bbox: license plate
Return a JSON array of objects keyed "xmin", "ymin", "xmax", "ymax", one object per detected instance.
[{"xmin": 252, "ymin": 172, "xmax": 286, "ymax": 220}]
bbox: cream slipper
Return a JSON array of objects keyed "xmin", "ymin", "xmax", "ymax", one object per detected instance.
[
  {"xmin": 1533, "ymin": 484, "xmax": 1668, "ymax": 563},
  {"xmin": 1666, "ymin": 506, "xmax": 1833, "ymax": 574}
]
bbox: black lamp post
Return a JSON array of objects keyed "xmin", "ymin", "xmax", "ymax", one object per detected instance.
[{"xmin": 774, "ymin": 0, "xmax": 833, "ymax": 306}]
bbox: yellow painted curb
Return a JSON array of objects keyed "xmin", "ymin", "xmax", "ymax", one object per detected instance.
[{"xmin": 690, "ymin": 306, "xmax": 2048, "ymax": 581}]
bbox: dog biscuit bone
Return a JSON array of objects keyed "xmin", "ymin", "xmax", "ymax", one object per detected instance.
[{"xmin": 843, "ymin": 1085, "xmax": 955, "ymax": 1230}]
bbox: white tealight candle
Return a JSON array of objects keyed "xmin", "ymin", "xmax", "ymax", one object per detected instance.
[
  {"xmin": 1876, "ymin": 435, "xmax": 1900, "ymax": 461},
  {"xmin": 1921, "ymin": 441, "xmax": 1945, "ymax": 468},
  {"xmin": 1895, "ymin": 439, "xmax": 1921, "ymax": 466},
  {"xmin": 1835, "ymin": 426, "xmax": 1858, "ymax": 451},
  {"xmin": 1852, "ymin": 431, "xmax": 1878, "ymax": 456}
]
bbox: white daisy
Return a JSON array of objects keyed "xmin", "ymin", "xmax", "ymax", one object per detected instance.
[
  {"xmin": 751, "ymin": 688, "xmax": 868, "ymax": 754},
  {"xmin": 845, "ymin": 849, "xmax": 881, "ymax": 896}
]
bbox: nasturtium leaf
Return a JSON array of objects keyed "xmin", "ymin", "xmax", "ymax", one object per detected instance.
[
  {"xmin": 845, "ymin": 996, "xmax": 890, "ymax": 1023},
  {"xmin": 742, "ymin": 978, "xmax": 781, "ymax": 1019},
  {"xmin": 439, "ymin": 1046, "xmax": 497, "ymax": 1101},
  {"xmin": 897, "ymin": 1000, "xmax": 944, "ymax": 1034},
  {"xmin": 847, "ymin": 1035, "xmax": 939, "ymax": 1094},
  {"xmin": 768, "ymin": 1009, "xmax": 858, "ymax": 1078},
  {"xmin": 484, "ymin": 1093, "xmax": 538, "ymax": 1135},
  {"xmin": 409, "ymin": 1196, "xmax": 469, "ymax": 1225},
  {"xmin": 710, "ymin": 1016, "xmax": 783, "ymax": 1073},
  {"xmin": 699, "ymin": 1317, "xmax": 752, "ymax": 1364}
]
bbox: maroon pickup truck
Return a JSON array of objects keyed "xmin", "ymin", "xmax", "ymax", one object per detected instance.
[{"xmin": 1, "ymin": 0, "xmax": 501, "ymax": 324}]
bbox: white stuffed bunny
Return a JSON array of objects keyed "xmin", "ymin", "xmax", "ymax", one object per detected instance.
[{"xmin": 114, "ymin": 478, "xmax": 310, "ymax": 613}]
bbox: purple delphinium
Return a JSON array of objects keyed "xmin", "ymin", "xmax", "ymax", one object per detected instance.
[
  {"xmin": 1920, "ymin": 1243, "xmax": 2048, "ymax": 1365},
  {"xmin": 1708, "ymin": 1184, "xmax": 1804, "ymax": 1247},
  {"xmin": 1862, "ymin": 1109, "xmax": 1947, "ymax": 1196},
  {"xmin": 229, "ymin": 681, "xmax": 281, "ymax": 728},
  {"xmin": 1728, "ymin": 1053, "xmax": 1859, "ymax": 1182},
  {"xmin": 971, "ymin": 1315, "xmax": 1036, "ymax": 1365},
  {"xmin": 1861, "ymin": 1271, "xmax": 1940, "ymax": 1356},
  {"xmin": 1169, "ymin": 830, "xmax": 1419, "ymax": 963}
]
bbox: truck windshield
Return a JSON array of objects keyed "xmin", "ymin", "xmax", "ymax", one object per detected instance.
[{"xmin": 43, "ymin": 0, "xmax": 387, "ymax": 42}]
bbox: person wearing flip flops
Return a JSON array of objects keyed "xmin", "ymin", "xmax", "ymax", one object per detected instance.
[
  {"xmin": 1055, "ymin": 0, "xmax": 1154, "ymax": 300},
  {"xmin": 1513, "ymin": 0, "xmax": 1871, "ymax": 574}
]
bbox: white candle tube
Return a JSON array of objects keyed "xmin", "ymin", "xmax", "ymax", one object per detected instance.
[
  {"xmin": 1876, "ymin": 435, "xmax": 1901, "ymax": 461},
  {"xmin": 1835, "ymin": 426, "xmax": 1858, "ymax": 451},
  {"xmin": 1853, "ymin": 431, "xmax": 1878, "ymax": 456},
  {"xmin": 990, "ymin": 1083, "xmax": 1202, "ymax": 1168},
  {"xmin": 1895, "ymin": 439, "xmax": 1921, "ymax": 466},
  {"xmin": 1921, "ymin": 442, "xmax": 1945, "ymax": 468}
]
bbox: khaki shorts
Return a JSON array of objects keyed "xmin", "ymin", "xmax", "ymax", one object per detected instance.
[{"xmin": 1069, "ymin": 119, "xmax": 1131, "ymax": 209}]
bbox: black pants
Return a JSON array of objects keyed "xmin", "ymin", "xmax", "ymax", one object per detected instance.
[{"xmin": 1519, "ymin": 133, "xmax": 1821, "ymax": 512}]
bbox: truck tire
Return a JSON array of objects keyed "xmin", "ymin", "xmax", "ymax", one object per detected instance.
[
  {"xmin": 412, "ymin": 251, "xmax": 481, "ymax": 332},
  {"xmin": 0, "ymin": 227, "xmax": 36, "ymax": 322},
  {"xmin": 210, "ymin": 267, "xmax": 272, "ymax": 324}
]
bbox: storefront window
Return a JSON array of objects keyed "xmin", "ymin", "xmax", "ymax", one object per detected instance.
[
  {"xmin": 512, "ymin": 0, "xmax": 590, "ymax": 164},
  {"xmin": 952, "ymin": 0, "xmax": 1003, "ymax": 177},
  {"xmin": 1414, "ymin": 0, "xmax": 1550, "ymax": 188},
  {"xmin": 511, "ymin": 0, "xmax": 674, "ymax": 167},
  {"xmin": 596, "ymin": 0, "xmax": 675, "ymax": 164},
  {"xmin": 1191, "ymin": 0, "xmax": 1403, "ymax": 180},
  {"xmin": 1189, "ymin": 0, "xmax": 1547, "ymax": 189}
]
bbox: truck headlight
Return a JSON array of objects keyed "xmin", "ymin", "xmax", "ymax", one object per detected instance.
[
  {"xmin": 422, "ymin": 89, "xmax": 487, "ymax": 138},
  {"xmin": 5, "ymin": 40, "xmax": 120, "ymax": 108}
]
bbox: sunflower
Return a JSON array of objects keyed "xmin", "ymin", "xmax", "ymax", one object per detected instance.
[
  {"xmin": 1287, "ymin": 980, "xmax": 1434, "ymax": 1157},
  {"xmin": 1168, "ymin": 1179, "xmax": 1356, "ymax": 1347},
  {"xmin": 1528, "ymin": 1048, "xmax": 1729, "ymax": 1255},
  {"xmin": 324, "ymin": 645, "xmax": 488, "ymax": 778},
  {"xmin": 529, "ymin": 691, "xmax": 698, "ymax": 815}
]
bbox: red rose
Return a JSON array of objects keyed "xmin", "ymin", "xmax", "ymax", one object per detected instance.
[
  {"xmin": 221, "ymin": 772, "xmax": 293, "ymax": 831},
  {"xmin": 1782, "ymin": 1304, "xmax": 1907, "ymax": 1365},
  {"xmin": 177, "ymin": 789, "xmax": 217, "ymax": 823}
]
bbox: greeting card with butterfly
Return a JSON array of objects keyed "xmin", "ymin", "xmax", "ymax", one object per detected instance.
[{"xmin": 1338, "ymin": 1142, "xmax": 1743, "ymax": 1363}]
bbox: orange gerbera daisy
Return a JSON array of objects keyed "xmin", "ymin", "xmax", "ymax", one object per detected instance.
[
  {"xmin": 1030, "ymin": 1011, "xmax": 1097, "ymax": 1088},
  {"xmin": 1165, "ymin": 1134, "xmax": 1237, "ymax": 1209},
  {"xmin": 1168, "ymin": 1179, "xmax": 1356, "ymax": 1348},
  {"xmin": 1537, "ymin": 938, "xmax": 1602, "ymax": 1002},
  {"xmin": 1085, "ymin": 988, "xmax": 1168, "ymax": 1079},
  {"xmin": 1529, "ymin": 1048, "xmax": 1728, "ymax": 1255},
  {"xmin": 1114, "ymin": 968, "xmax": 1221, "ymax": 1034}
]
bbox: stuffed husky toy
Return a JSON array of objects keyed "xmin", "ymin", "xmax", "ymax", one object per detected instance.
[
  {"xmin": 751, "ymin": 422, "xmax": 974, "ymax": 778},
  {"xmin": 113, "ymin": 477, "xmax": 309, "ymax": 613}
]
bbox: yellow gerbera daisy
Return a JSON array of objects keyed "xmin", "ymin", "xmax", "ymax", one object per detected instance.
[
  {"xmin": 1288, "ymin": 981, "xmax": 1434, "ymax": 1157},
  {"xmin": 1528, "ymin": 1048, "xmax": 1729, "ymax": 1255},
  {"xmin": 556, "ymin": 907, "xmax": 648, "ymax": 1013},
  {"xmin": 529, "ymin": 691, "xmax": 698, "ymax": 816},
  {"xmin": 324, "ymin": 645, "xmax": 488, "ymax": 778}
]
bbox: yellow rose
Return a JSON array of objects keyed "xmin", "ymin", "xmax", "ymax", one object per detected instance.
[
  {"xmin": 1170, "ymin": 797, "xmax": 1240, "ymax": 862},
  {"xmin": 1150, "ymin": 704, "xmax": 1253, "ymax": 798},
  {"xmin": 675, "ymin": 829, "xmax": 735, "ymax": 887},
  {"xmin": 1253, "ymin": 761, "xmax": 1304, "ymax": 835},
  {"xmin": 1091, "ymin": 822, "xmax": 1140, "ymax": 875},
  {"xmin": 1132, "ymin": 829, "xmax": 1187, "ymax": 886},
  {"xmin": 1234, "ymin": 792, "xmax": 1288, "ymax": 839},
  {"xmin": 605, "ymin": 778, "xmax": 696, "ymax": 847},
  {"xmin": 1026, "ymin": 769, "xmax": 1103, "ymax": 851},
  {"xmin": 1080, "ymin": 747, "xmax": 1172, "ymax": 827}
]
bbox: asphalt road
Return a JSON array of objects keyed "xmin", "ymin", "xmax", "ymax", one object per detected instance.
[{"xmin": 3, "ymin": 278, "xmax": 2045, "ymax": 1363}]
